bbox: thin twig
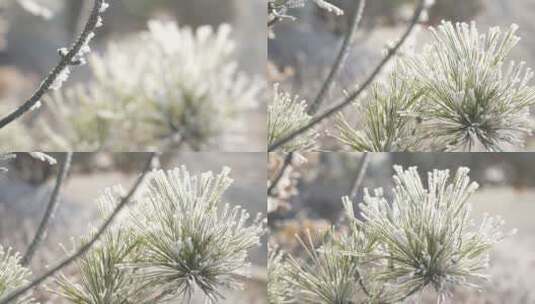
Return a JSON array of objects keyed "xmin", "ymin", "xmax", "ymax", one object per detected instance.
[
  {"xmin": 21, "ymin": 152, "xmax": 73, "ymax": 266},
  {"xmin": 307, "ymin": 0, "xmax": 366, "ymax": 115},
  {"xmin": 0, "ymin": 153, "xmax": 156, "ymax": 304},
  {"xmin": 349, "ymin": 152, "xmax": 369, "ymax": 201},
  {"xmin": 268, "ymin": 152, "xmax": 293, "ymax": 197},
  {"xmin": 357, "ymin": 271, "xmax": 371, "ymax": 298},
  {"xmin": 0, "ymin": 0, "xmax": 106, "ymax": 129},
  {"xmin": 268, "ymin": 0, "xmax": 425, "ymax": 152}
]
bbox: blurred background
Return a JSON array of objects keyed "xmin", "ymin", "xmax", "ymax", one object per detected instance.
[
  {"xmin": 0, "ymin": 152, "xmax": 267, "ymax": 303},
  {"xmin": 268, "ymin": 152, "xmax": 535, "ymax": 303},
  {"xmin": 0, "ymin": 0, "xmax": 266, "ymax": 151},
  {"xmin": 268, "ymin": 0, "xmax": 535, "ymax": 150}
]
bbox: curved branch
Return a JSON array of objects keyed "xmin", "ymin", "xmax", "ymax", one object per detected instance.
[
  {"xmin": 0, "ymin": 0, "xmax": 107, "ymax": 129},
  {"xmin": 268, "ymin": 0, "xmax": 425, "ymax": 152},
  {"xmin": 0, "ymin": 152, "xmax": 156, "ymax": 304},
  {"xmin": 307, "ymin": 0, "xmax": 366, "ymax": 115},
  {"xmin": 21, "ymin": 152, "xmax": 73, "ymax": 266}
]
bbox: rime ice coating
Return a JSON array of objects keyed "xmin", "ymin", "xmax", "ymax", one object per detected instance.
[
  {"xmin": 268, "ymin": 84, "xmax": 319, "ymax": 152},
  {"xmin": 409, "ymin": 22, "xmax": 535, "ymax": 151},
  {"xmin": 269, "ymin": 166, "xmax": 515, "ymax": 304},
  {"xmin": 50, "ymin": 1, "xmax": 108, "ymax": 91},
  {"xmin": 129, "ymin": 166, "xmax": 264, "ymax": 302},
  {"xmin": 337, "ymin": 22, "xmax": 535, "ymax": 152}
]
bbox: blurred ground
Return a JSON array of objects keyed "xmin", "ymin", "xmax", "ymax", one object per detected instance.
[{"xmin": 0, "ymin": 152, "xmax": 267, "ymax": 303}]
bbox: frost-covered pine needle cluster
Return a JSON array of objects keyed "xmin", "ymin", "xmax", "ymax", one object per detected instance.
[
  {"xmin": 268, "ymin": 84, "xmax": 318, "ymax": 152},
  {"xmin": 283, "ymin": 232, "xmax": 365, "ymax": 303},
  {"xmin": 270, "ymin": 166, "xmax": 514, "ymax": 303},
  {"xmin": 268, "ymin": 247, "xmax": 293, "ymax": 304},
  {"xmin": 42, "ymin": 21, "xmax": 261, "ymax": 150},
  {"xmin": 350, "ymin": 166, "xmax": 513, "ymax": 301},
  {"xmin": 0, "ymin": 246, "xmax": 35, "ymax": 304},
  {"xmin": 55, "ymin": 187, "xmax": 150, "ymax": 304},
  {"xmin": 56, "ymin": 166, "xmax": 264, "ymax": 303},
  {"xmin": 411, "ymin": 22, "xmax": 535, "ymax": 151},
  {"xmin": 337, "ymin": 67, "xmax": 423, "ymax": 152},
  {"xmin": 338, "ymin": 22, "xmax": 535, "ymax": 152},
  {"xmin": 129, "ymin": 166, "xmax": 264, "ymax": 302}
]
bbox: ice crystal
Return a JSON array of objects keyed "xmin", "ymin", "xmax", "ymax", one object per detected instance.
[
  {"xmin": 50, "ymin": 67, "xmax": 71, "ymax": 91},
  {"xmin": 48, "ymin": 0, "xmax": 107, "ymax": 91}
]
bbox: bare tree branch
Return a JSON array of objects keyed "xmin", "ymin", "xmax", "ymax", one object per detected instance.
[
  {"xmin": 268, "ymin": 0, "xmax": 425, "ymax": 152},
  {"xmin": 349, "ymin": 152, "xmax": 369, "ymax": 201},
  {"xmin": 0, "ymin": 0, "xmax": 106, "ymax": 129},
  {"xmin": 268, "ymin": 152, "xmax": 294, "ymax": 197},
  {"xmin": 21, "ymin": 152, "xmax": 73, "ymax": 266},
  {"xmin": 0, "ymin": 152, "xmax": 156, "ymax": 304},
  {"xmin": 307, "ymin": 0, "xmax": 366, "ymax": 114}
]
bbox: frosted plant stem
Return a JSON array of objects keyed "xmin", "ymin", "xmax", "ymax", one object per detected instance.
[
  {"xmin": 0, "ymin": 153, "xmax": 156, "ymax": 304},
  {"xmin": 0, "ymin": 0, "xmax": 105, "ymax": 130},
  {"xmin": 268, "ymin": 152, "xmax": 293, "ymax": 197},
  {"xmin": 21, "ymin": 152, "xmax": 73, "ymax": 266},
  {"xmin": 348, "ymin": 152, "xmax": 369, "ymax": 201},
  {"xmin": 268, "ymin": 0, "xmax": 425, "ymax": 151},
  {"xmin": 307, "ymin": 0, "xmax": 366, "ymax": 115}
]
